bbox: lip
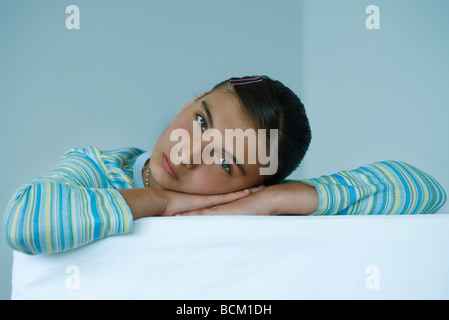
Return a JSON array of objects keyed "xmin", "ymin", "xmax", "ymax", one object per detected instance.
[{"xmin": 162, "ymin": 154, "xmax": 178, "ymax": 179}]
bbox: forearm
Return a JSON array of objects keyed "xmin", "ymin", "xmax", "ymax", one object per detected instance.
[
  {"xmin": 4, "ymin": 182, "xmax": 133, "ymax": 254},
  {"xmin": 3, "ymin": 146, "xmax": 143, "ymax": 254},
  {"xmin": 264, "ymin": 182, "xmax": 319, "ymax": 215},
  {"xmin": 118, "ymin": 188, "xmax": 167, "ymax": 220},
  {"xmin": 299, "ymin": 160, "xmax": 447, "ymax": 215}
]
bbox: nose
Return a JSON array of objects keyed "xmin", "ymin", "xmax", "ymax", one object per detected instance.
[{"xmin": 183, "ymin": 135, "xmax": 202, "ymax": 169}]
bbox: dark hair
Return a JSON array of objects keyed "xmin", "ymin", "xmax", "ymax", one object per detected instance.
[{"xmin": 211, "ymin": 75, "xmax": 311, "ymax": 185}]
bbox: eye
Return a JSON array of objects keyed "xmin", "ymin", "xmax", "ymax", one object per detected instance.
[
  {"xmin": 218, "ymin": 155, "xmax": 232, "ymax": 174},
  {"xmin": 196, "ymin": 114, "xmax": 207, "ymax": 131}
]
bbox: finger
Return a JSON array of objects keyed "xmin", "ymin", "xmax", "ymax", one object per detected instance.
[
  {"xmin": 176, "ymin": 206, "xmax": 216, "ymax": 216},
  {"xmin": 178, "ymin": 202, "xmax": 244, "ymax": 216},
  {"xmin": 175, "ymin": 210, "xmax": 206, "ymax": 216},
  {"xmin": 177, "ymin": 207, "xmax": 231, "ymax": 216},
  {"xmin": 249, "ymin": 185, "xmax": 265, "ymax": 193},
  {"xmin": 165, "ymin": 189, "xmax": 249, "ymax": 217},
  {"xmin": 207, "ymin": 188, "xmax": 250, "ymax": 207}
]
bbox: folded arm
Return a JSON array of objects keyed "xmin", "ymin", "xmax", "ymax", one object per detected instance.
[
  {"xmin": 180, "ymin": 160, "xmax": 446, "ymax": 216},
  {"xmin": 303, "ymin": 160, "xmax": 446, "ymax": 215},
  {"xmin": 3, "ymin": 147, "xmax": 139, "ymax": 254}
]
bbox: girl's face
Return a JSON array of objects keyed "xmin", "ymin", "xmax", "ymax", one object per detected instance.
[{"xmin": 148, "ymin": 87, "xmax": 266, "ymax": 194}]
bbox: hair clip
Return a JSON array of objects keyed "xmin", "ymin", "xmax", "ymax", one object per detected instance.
[{"xmin": 229, "ymin": 77, "xmax": 263, "ymax": 86}]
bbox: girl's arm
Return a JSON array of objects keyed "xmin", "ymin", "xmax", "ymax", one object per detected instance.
[
  {"xmin": 117, "ymin": 187, "xmax": 254, "ymax": 220},
  {"xmin": 302, "ymin": 160, "xmax": 446, "ymax": 216},
  {"xmin": 179, "ymin": 160, "xmax": 447, "ymax": 216},
  {"xmin": 3, "ymin": 147, "xmax": 138, "ymax": 254},
  {"xmin": 3, "ymin": 146, "xmax": 254, "ymax": 255}
]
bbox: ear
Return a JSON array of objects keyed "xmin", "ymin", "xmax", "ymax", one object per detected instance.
[{"xmin": 181, "ymin": 92, "xmax": 208, "ymax": 110}]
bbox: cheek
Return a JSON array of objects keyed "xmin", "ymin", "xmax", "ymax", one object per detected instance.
[
  {"xmin": 182, "ymin": 168, "xmax": 236, "ymax": 195},
  {"xmin": 186, "ymin": 169, "xmax": 223, "ymax": 193}
]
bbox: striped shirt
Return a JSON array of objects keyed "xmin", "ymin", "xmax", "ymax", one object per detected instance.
[{"xmin": 3, "ymin": 146, "xmax": 447, "ymax": 255}]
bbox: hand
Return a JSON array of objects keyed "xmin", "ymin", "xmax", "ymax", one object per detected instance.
[
  {"xmin": 162, "ymin": 186, "xmax": 263, "ymax": 217},
  {"xmin": 119, "ymin": 186, "xmax": 264, "ymax": 219},
  {"xmin": 176, "ymin": 182, "xmax": 319, "ymax": 216}
]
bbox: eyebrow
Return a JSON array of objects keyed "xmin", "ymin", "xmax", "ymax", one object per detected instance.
[{"xmin": 201, "ymin": 100, "xmax": 246, "ymax": 176}]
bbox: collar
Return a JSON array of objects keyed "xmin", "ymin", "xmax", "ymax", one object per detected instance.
[{"xmin": 133, "ymin": 151, "xmax": 152, "ymax": 188}]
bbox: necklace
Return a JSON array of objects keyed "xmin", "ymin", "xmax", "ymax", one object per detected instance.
[{"xmin": 144, "ymin": 165, "xmax": 151, "ymax": 188}]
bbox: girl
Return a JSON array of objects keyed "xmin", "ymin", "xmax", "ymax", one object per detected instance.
[{"xmin": 3, "ymin": 76, "xmax": 446, "ymax": 255}]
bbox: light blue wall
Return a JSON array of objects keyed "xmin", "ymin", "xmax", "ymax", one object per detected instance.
[
  {"xmin": 300, "ymin": 0, "xmax": 449, "ymax": 191},
  {"xmin": 1, "ymin": 0, "xmax": 448, "ymax": 299}
]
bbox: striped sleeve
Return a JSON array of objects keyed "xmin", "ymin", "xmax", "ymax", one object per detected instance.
[
  {"xmin": 301, "ymin": 161, "xmax": 446, "ymax": 215},
  {"xmin": 3, "ymin": 146, "xmax": 142, "ymax": 255}
]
